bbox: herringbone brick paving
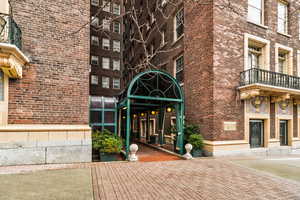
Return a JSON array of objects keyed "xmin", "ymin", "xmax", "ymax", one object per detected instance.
[{"xmin": 91, "ymin": 159, "xmax": 300, "ymax": 200}]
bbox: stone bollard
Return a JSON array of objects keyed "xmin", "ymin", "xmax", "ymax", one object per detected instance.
[
  {"xmin": 183, "ymin": 143, "xmax": 193, "ymax": 160},
  {"xmin": 129, "ymin": 144, "xmax": 139, "ymax": 162}
]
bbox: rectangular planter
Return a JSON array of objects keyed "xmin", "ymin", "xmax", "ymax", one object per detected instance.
[{"xmin": 99, "ymin": 152, "xmax": 120, "ymax": 162}]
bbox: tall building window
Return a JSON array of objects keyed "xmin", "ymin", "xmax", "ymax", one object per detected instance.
[
  {"xmin": 103, "ymin": 1, "xmax": 111, "ymax": 12},
  {"xmin": 174, "ymin": 9, "xmax": 184, "ymax": 41},
  {"xmin": 175, "ymin": 55, "xmax": 184, "ymax": 83},
  {"xmin": 113, "ymin": 22, "xmax": 120, "ymax": 33},
  {"xmin": 248, "ymin": 0, "xmax": 263, "ymax": 24},
  {"xmin": 91, "ymin": 36, "xmax": 99, "ymax": 46},
  {"xmin": 161, "ymin": 30, "xmax": 165, "ymax": 46},
  {"xmin": 91, "ymin": 75, "xmax": 98, "ymax": 85},
  {"xmin": 278, "ymin": 1, "xmax": 288, "ymax": 34},
  {"xmin": 248, "ymin": 45, "xmax": 262, "ymax": 69},
  {"xmin": 113, "ymin": 40, "xmax": 121, "ymax": 52},
  {"xmin": 278, "ymin": 52, "xmax": 288, "ymax": 74},
  {"xmin": 102, "ymin": 76, "xmax": 110, "ymax": 88},
  {"xmin": 113, "ymin": 3, "xmax": 120, "ymax": 15},
  {"xmin": 0, "ymin": 71, "xmax": 4, "ymax": 101},
  {"xmin": 91, "ymin": 0, "xmax": 99, "ymax": 6},
  {"xmin": 103, "ymin": 19, "xmax": 110, "ymax": 30},
  {"xmin": 298, "ymin": 13, "xmax": 300, "ymax": 39},
  {"xmin": 113, "ymin": 78, "xmax": 120, "ymax": 89},
  {"xmin": 113, "ymin": 59, "xmax": 120, "ymax": 71},
  {"xmin": 102, "ymin": 57, "xmax": 110, "ymax": 69},
  {"xmin": 102, "ymin": 38, "xmax": 110, "ymax": 50},
  {"xmin": 91, "ymin": 17, "xmax": 99, "ymax": 27},
  {"xmin": 91, "ymin": 56, "xmax": 99, "ymax": 65}
]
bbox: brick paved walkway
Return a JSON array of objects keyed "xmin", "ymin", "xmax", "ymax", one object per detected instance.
[
  {"xmin": 91, "ymin": 159, "xmax": 300, "ymax": 200},
  {"xmin": 137, "ymin": 144, "xmax": 181, "ymax": 162}
]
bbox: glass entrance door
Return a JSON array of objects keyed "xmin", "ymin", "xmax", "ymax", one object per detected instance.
[
  {"xmin": 249, "ymin": 120, "xmax": 264, "ymax": 148},
  {"xmin": 280, "ymin": 120, "xmax": 288, "ymax": 146}
]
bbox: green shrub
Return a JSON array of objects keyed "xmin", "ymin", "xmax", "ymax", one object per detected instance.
[
  {"xmin": 184, "ymin": 124, "xmax": 200, "ymax": 141},
  {"xmin": 187, "ymin": 134, "xmax": 204, "ymax": 150},
  {"xmin": 92, "ymin": 129, "xmax": 122, "ymax": 153}
]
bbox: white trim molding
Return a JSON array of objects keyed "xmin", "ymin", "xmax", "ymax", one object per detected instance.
[
  {"xmin": 274, "ymin": 43, "xmax": 293, "ymax": 75},
  {"xmin": 244, "ymin": 33, "xmax": 270, "ymax": 71}
]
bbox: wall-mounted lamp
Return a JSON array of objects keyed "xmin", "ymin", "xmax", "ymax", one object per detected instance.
[{"xmin": 166, "ymin": 107, "xmax": 173, "ymax": 113}]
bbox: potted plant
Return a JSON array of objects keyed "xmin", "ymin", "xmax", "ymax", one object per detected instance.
[
  {"xmin": 92, "ymin": 129, "xmax": 123, "ymax": 162},
  {"xmin": 187, "ymin": 133, "xmax": 204, "ymax": 157}
]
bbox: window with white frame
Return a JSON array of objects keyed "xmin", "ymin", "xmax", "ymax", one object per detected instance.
[
  {"xmin": 245, "ymin": 34, "xmax": 270, "ymax": 71},
  {"xmin": 161, "ymin": 0, "xmax": 167, "ymax": 7},
  {"xmin": 91, "ymin": 75, "xmax": 98, "ymax": 85},
  {"xmin": 91, "ymin": 0, "xmax": 99, "ymax": 6},
  {"xmin": 248, "ymin": 45, "xmax": 262, "ymax": 69},
  {"xmin": 113, "ymin": 22, "xmax": 120, "ymax": 33},
  {"xmin": 102, "ymin": 76, "xmax": 110, "ymax": 88},
  {"xmin": 102, "ymin": 57, "xmax": 110, "ymax": 69},
  {"xmin": 297, "ymin": 50, "xmax": 300, "ymax": 76},
  {"xmin": 91, "ymin": 16, "xmax": 99, "ymax": 26},
  {"xmin": 102, "ymin": 38, "xmax": 110, "ymax": 50},
  {"xmin": 91, "ymin": 55, "xmax": 99, "ymax": 65},
  {"xmin": 103, "ymin": 1, "xmax": 110, "ymax": 12},
  {"xmin": 113, "ymin": 78, "xmax": 120, "ymax": 89},
  {"xmin": 113, "ymin": 3, "xmax": 120, "ymax": 15},
  {"xmin": 91, "ymin": 36, "xmax": 99, "ymax": 46},
  {"xmin": 174, "ymin": 9, "xmax": 184, "ymax": 41},
  {"xmin": 248, "ymin": 0, "xmax": 263, "ymax": 25},
  {"xmin": 175, "ymin": 55, "xmax": 184, "ymax": 83},
  {"xmin": 277, "ymin": 1, "xmax": 288, "ymax": 34},
  {"xmin": 113, "ymin": 40, "xmax": 120, "ymax": 52},
  {"xmin": 113, "ymin": 59, "xmax": 120, "ymax": 71},
  {"xmin": 298, "ymin": 13, "xmax": 300, "ymax": 39},
  {"xmin": 0, "ymin": 71, "xmax": 4, "ymax": 101},
  {"xmin": 103, "ymin": 19, "xmax": 110, "ymax": 30},
  {"xmin": 275, "ymin": 43, "xmax": 293, "ymax": 75},
  {"xmin": 161, "ymin": 30, "xmax": 165, "ymax": 46},
  {"xmin": 278, "ymin": 51, "xmax": 288, "ymax": 74}
]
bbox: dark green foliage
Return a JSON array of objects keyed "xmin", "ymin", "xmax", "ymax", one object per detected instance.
[
  {"xmin": 92, "ymin": 129, "xmax": 123, "ymax": 153},
  {"xmin": 187, "ymin": 134, "xmax": 204, "ymax": 150}
]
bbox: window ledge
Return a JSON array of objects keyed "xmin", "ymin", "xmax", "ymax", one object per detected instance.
[
  {"xmin": 247, "ymin": 20, "xmax": 268, "ymax": 29},
  {"xmin": 172, "ymin": 35, "xmax": 184, "ymax": 47},
  {"xmin": 277, "ymin": 32, "xmax": 292, "ymax": 38}
]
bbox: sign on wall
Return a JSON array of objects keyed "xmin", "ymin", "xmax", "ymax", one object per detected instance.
[{"xmin": 224, "ymin": 121, "xmax": 237, "ymax": 131}]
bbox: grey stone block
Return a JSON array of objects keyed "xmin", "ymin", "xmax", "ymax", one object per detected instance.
[
  {"xmin": 46, "ymin": 145, "xmax": 92, "ymax": 164},
  {"xmin": 0, "ymin": 148, "xmax": 46, "ymax": 166}
]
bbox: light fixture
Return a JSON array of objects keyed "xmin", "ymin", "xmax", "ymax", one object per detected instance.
[
  {"xmin": 151, "ymin": 111, "xmax": 156, "ymax": 115},
  {"xmin": 140, "ymin": 113, "xmax": 145, "ymax": 117},
  {"xmin": 133, "ymin": 114, "xmax": 137, "ymax": 118},
  {"xmin": 122, "ymin": 107, "xmax": 127, "ymax": 110},
  {"xmin": 166, "ymin": 107, "xmax": 173, "ymax": 113},
  {"xmin": 122, "ymin": 116, "xmax": 126, "ymax": 119}
]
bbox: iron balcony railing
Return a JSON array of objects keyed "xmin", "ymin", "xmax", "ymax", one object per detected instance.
[
  {"xmin": 240, "ymin": 68, "xmax": 300, "ymax": 90},
  {"xmin": 0, "ymin": 13, "xmax": 22, "ymax": 49}
]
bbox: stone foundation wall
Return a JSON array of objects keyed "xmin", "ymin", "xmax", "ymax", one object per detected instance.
[{"xmin": 0, "ymin": 125, "xmax": 91, "ymax": 166}]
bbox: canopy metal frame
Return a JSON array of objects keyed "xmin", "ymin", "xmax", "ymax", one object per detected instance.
[{"xmin": 117, "ymin": 70, "xmax": 185, "ymax": 158}]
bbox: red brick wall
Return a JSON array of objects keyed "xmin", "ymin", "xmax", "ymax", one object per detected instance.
[
  {"xmin": 8, "ymin": 0, "xmax": 90, "ymax": 124},
  {"xmin": 184, "ymin": 1, "xmax": 215, "ymax": 140}
]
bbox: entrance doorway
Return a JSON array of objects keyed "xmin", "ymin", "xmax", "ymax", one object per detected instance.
[
  {"xmin": 280, "ymin": 120, "xmax": 288, "ymax": 146},
  {"xmin": 249, "ymin": 120, "xmax": 264, "ymax": 148},
  {"xmin": 117, "ymin": 70, "xmax": 185, "ymax": 159}
]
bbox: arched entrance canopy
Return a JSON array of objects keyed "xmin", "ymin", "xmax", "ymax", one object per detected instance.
[{"xmin": 117, "ymin": 70, "xmax": 185, "ymax": 158}]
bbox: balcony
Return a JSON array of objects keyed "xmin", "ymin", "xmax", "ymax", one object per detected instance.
[
  {"xmin": 239, "ymin": 68, "xmax": 300, "ymax": 102},
  {"xmin": 0, "ymin": 13, "xmax": 28, "ymax": 79},
  {"xmin": 0, "ymin": 14, "xmax": 22, "ymax": 49}
]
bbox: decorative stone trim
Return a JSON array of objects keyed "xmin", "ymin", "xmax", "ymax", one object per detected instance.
[{"xmin": 0, "ymin": 43, "xmax": 29, "ymax": 78}]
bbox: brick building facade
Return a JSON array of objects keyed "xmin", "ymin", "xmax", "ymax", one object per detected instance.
[
  {"xmin": 90, "ymin": 0, "xmax": 123, "ymax": 97},
  {"xmin": 0, "ymin": 0, "xmax": 91, "ymax": 165},
  {"xmin": 124, "ymin": 0, "xmax": 300, "ymax": 156}
]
